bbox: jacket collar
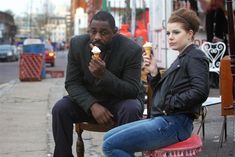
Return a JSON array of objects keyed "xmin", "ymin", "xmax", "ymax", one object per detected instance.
[{"xmin": 156, "ymin": 44, "xmax": 196, "ymax": 86}]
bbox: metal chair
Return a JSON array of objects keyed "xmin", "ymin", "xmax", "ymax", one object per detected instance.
[{"xmin": 200, "ymin": 41, "xmax": 226, "ymax": 75}]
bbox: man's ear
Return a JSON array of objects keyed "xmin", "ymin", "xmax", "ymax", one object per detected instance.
[{"xmin": 113, "ymin": 27, "xmax": 118, "ymax": 34}]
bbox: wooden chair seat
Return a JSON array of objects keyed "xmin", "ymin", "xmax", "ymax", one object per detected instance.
[{"xmin": 75, "ymin": 122, "xmax": 116, "ymax": 157}]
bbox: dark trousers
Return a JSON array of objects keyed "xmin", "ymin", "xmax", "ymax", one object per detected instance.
[{"xmin": 52, "ymin": 96, "xmax": 143, "ymax": 157}]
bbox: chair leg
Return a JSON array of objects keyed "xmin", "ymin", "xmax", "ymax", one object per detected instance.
[
  {"xmin": 224, "ymin": 116, "xmax": 227, "ymax": 141},
  {"xmin": 201, "ymin": 107, "xmax": 205, "ymax": 139},
  {"xmin": 76, "ymin": 125, "xmax": 84, "ymax": 157},
  {"xmin": 219, "ymin": 116, "xmax": 227, "ymax": 148}
]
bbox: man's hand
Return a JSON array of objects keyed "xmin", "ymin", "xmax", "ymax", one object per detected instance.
[
  {"xmin": 90, "ymin": 103, "xmax": 114, "ymax": 124},
  {"xmin": 88, "ymin": 55, "xmax": 106, "ymax": 79}
]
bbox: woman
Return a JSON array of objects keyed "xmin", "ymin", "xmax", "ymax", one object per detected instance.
[{"xmin": 102, "ymin": 8, "xmax": 209, "ymax": 157}]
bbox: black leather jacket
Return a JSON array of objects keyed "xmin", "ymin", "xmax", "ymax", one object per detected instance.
[{"xmin": 150, "ymin": 44, "xmax": 209, "ymax": 119}]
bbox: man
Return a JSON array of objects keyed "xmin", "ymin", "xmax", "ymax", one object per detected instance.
[{"xmin": 52, "ymin": 11, "xmax": 144, "ymax": 157}]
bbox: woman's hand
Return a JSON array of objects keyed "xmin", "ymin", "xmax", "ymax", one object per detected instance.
[{"xmin": 142, "ymin": 52, "xmax": 158, "ymax": 77}]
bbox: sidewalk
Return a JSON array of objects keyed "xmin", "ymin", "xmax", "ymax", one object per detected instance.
[
  {"xmin": 0, "ymin": 78, "xmax": 104, "ymax": 157},
  {"xmin": 0, "ymin": 78, "xmax": 234, "ymax": 157}
]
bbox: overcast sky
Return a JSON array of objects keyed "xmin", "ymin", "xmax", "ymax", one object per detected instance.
[{"xmin": 0, "ymin": 0, "xmax": 69, "ymax": 16}]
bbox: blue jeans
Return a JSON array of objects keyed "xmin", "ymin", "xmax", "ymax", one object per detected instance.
[{"xmin": 102, "ymin": 114, "xmax": 193, "ymax": 157}]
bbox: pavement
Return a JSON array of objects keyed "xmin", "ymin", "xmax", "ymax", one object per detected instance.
[{"xmin": 0, "ymin": 76, "xmax": 234, "ymax": 157}]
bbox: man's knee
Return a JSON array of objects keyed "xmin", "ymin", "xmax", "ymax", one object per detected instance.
[
  {"xmin": 122, "ymin": 99, "xmax": 143, "ymax": 113},
  {"xmin": 52, "ymin": 96, "xmax": 71, "ymax": 116},
  {"xmin": 118, "ymin": 99, "xmax": 143, "ymax": 123}
]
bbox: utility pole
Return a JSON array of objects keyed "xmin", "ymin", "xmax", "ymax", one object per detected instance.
[
  {"xmin": 131, "ymin": 0, "xmax": 136, "ymax": 39},
  {"xmin": 29, "ymin": 0, "xmax": 33, "ymax": 37},
  {"xmin": 102, "ymin": 0, "xmax": 107, "ymax": 11}
]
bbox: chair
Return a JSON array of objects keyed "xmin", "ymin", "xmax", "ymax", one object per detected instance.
[
  {"xmin": 200, "ymin": 41, "xmax": 226, "ymax": 75},
  {"xmin": 143, "ymin": 108, "xmax": 206, "ymax": 157},
  {"xmin": 218, "ymin": 56, "xmax": 234, "ymax": 147},
  {"xmin": 144, "ymin": 134, "xmax": 202, "ymax": 157},
  {"xmin": 75, "ymin": 122, "xmax": 115, "ymax": 157}
]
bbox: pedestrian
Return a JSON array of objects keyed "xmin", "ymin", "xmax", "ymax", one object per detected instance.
[
  {"xmin": 205, "ymin": 0, "xmax": 227, "ymax": 45},
  {"xmin": 205, "ymin": 0, "xmax": 228, "ymax": 88},
  {"xmin": 102, "ymin": 8, "xmax": 209, "ymax": 157},
  {"xmin": 52, "ymin": 11, "xmax": 145, "ymax": 157}
]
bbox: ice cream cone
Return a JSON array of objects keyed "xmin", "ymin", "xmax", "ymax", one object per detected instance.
[
  {"xmin": 143, "ymin": 42, "xmax": 152, "ymax": 57},
  {"xmin": 91, "ymin": 46, "xmax": 101, "ymax": 59},
  {"xmin": 93, "ymin": 53, "xmax": 100, "ymax": 59}
]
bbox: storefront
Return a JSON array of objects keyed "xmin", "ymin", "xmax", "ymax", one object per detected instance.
[{"xmin": 148, "ymin": 0, "xmax": 234, "ymax": 68}]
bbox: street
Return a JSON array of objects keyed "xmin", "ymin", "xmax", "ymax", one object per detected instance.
[
  {"xmin": 0, "ymin": 61, "xmax": 19, "ymax": 84},
  {"xmin": 0, "ymin": 50, "xmax": 67, "ymax": 85}
]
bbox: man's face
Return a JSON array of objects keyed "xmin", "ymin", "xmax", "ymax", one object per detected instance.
[{"xmin": 89, "ymin": 20, "xmax": 115, "ymax": 51}]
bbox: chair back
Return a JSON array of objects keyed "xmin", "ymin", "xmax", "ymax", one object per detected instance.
[
  {"xmin": 220, "ymin": 56, "xmax": 234, "ymax": 116},
  {"xmin": 201, "ymin": 42, "xmax": 226, "ymax": 74}
]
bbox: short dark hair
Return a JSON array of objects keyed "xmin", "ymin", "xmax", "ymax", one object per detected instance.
[{"xmin": 90, "ymin": 11, "xmax": 116, "ymax": 29}]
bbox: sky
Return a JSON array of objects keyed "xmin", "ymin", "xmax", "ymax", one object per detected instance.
[{"xmin": 0, "ymin": 0, "xmax": 69, "ymax": 16}]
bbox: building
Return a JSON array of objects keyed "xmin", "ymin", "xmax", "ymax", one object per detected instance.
[
  {"xmin": 0, "ymin": 11, "xmax": 16, "ymax": 44},
  {"xmin": 45, "ymin": 16, "xmax": 67, "ymax": 43}
]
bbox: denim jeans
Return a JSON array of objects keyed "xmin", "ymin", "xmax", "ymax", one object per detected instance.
[{"xmin": 102, "ymin": 114, "xmax": 193, "ymax": 157}]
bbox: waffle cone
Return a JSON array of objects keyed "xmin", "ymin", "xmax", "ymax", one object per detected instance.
[
  {"xmin": 144, "ymin": 47, "xmax": 151, "ymax": 57},
  {"xmin": 93, "ymin": 53, "xmax": 100, "ymax": 59}
]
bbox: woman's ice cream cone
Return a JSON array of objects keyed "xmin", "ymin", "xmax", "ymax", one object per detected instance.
[{"xmin": 143, "ymin": 42, "xmax": 152, "ymax": 57}]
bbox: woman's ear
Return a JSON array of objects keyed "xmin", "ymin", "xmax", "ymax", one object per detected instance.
[{"xmin": 189, "ymin": 30, "xmax": 194, "ymax": 40}]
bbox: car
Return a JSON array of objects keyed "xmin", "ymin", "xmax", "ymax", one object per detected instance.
[
  {"xmin": 0, "ymin": 44, "xmax": 19, "ymax": 61},
  {"xmin": 44, "ymin": 43, "xmax": 56, "ymax": 67}
]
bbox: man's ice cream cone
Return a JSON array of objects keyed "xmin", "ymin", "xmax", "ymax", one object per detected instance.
[
  {"xmin": 143, "ymin": 42, "xmax": 152, "ymax": 57},
  {"xmin": 91, "ymin": 46, "xmax": 101, "ymax": 59}
]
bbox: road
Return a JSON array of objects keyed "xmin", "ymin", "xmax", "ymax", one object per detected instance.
[
  {"xmin": 0, "ymin": 50, "xmax": 67, "ymax": 85},
  {"xmin": 0, "ymin": 61, "xmax": 19, "ymax": 84}
]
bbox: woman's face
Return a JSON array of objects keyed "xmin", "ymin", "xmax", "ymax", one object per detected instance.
[{"xmin": 166, "ymin": 22, "xmax": 193, "ymax": 52}]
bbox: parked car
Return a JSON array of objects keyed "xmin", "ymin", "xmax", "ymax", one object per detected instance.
[
  {"xmin": 0, "ymin": 44, "xmax": 19, "ymax": 61},
  {"xmin": 44, "ymin": 43, "xmax": 56, "ymax": 67}
]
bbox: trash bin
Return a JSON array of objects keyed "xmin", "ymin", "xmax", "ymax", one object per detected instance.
[
  {"xmin": 19, "ymin": 39, "xmax": 46, "ymax": 81},
  {"xmin": 22, "ymin": 44, "xmax": 46, "ymax": 79}
]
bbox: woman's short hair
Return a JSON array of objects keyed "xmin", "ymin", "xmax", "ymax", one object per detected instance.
[
  {"xmin": 90, "ymin": 11, "xmax": 116, "ymax": 30},
  {"xmin": 168, "ymin": 8, "xmax": 200, "ymax": 35}
]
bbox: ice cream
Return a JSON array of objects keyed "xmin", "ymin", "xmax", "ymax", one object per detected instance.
[
  {"xmin": 91, "ymin": 46, "xmax": 101, "ymax": 59},
  {"xmin": 143, "ymin": 42, "xmax": 152, "ymax": 57}
]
